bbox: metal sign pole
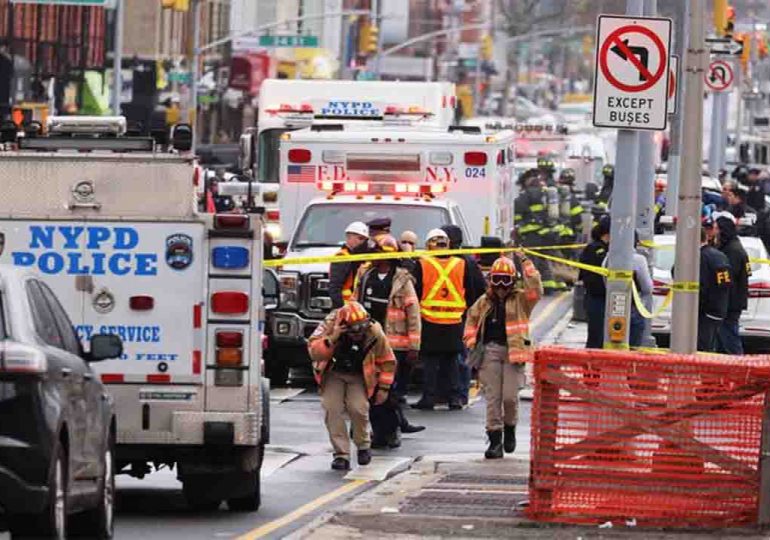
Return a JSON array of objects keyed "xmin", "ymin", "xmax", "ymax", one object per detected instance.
[
  {"xmin": 603, "ymin": 0, "xmax": 644, "ymax": 349},
  {"xmin": 670, "ymin": 0, "xmax": 706, "ymax": 354},
  {"xmin": 666, "ymin": 1, "xmax": 689, "ymax": 218},
  {"xmin": 112, "ymin": 0, "xmax": 123, "ymax": 116}
]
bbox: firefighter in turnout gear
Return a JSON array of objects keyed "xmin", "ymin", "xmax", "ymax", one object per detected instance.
[
  {"xmin": 556, "ymin": 168, "xmax": 584, "ymax": 258},
  {"xmin": 514, "ymin": 169, "xmax": 558, "ymax": 293},
  {"xmin": 308, "ymin": 301, "xmax": 396, "ymax": 470},
  {"xmin": 464, "ymin": 256, "xmax": 542, "ymax": 459},
  {"xmin": 537, "ymin": 157, "xmax": 557, "ymax": 187}
]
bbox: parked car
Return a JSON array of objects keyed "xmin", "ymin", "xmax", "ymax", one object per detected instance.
[
  {"xmin": 651, "ymin": 235, "xmax": 770, "ymax": 351},
  {"xmin": 0, "ymin": 267, "xmax": 122, "ymax": 538}
]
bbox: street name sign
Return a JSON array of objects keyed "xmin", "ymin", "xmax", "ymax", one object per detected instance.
[
  {"xmin": 258, "ymin": 35, "xmax": 319, "ymax": 48},
  {"xmin": 593, "ymin": 15, "xmax": 672, "ymax": 131},
  {"xmin": 704, "ymin": 59, "xmax": 735, "ymax": 93}
]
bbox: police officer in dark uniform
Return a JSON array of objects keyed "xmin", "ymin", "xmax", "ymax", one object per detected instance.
[
  {"xmin": 579, "ymin": 216, "xmax": 610, "ymax": 348},
  {"xmin": 697, "ymin": 226, "xmax": 733, "ymax": 352}
]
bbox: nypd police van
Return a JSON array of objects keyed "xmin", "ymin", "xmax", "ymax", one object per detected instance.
[{"xmin": 0, "ymin": 117, "xmax": 272, "ymax": 511}]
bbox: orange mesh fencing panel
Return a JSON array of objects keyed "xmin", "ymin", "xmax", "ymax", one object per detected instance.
[{"xmin": 528, "ymin": 347, "xmax": 770, "ymax": 528}]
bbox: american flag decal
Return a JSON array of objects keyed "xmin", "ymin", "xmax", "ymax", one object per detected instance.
[{"xmin": 287, "ymin": 165, "xmax": 316, "ymax": 183}]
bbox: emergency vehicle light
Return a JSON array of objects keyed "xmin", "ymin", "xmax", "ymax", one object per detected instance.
[
  {"xmin": 288, "ymin": 148, "xmax": 312, "ymax": 163},
  {"xmin": 193, "ymin": 166, "xmax": 201, "ymax": 187},
  {"xmin": 0, "ymin": 343, "xmax": 47, "ymax": 374},
  {"xmin": 322, "ymin": 150, "xmax": 345, "ymax": 163},
  {"xmin": 211, "ymin": 292, "xmax": 249, "ymax": 315},
  {"xmin": 129, "ymin": 295, "xmax": 155, "ymax": 311},
  {"xmin": 216, "ymin": 331, "xmax": 244, "ymax": 348},
  {"xmin": 267, "ymin": 103, "xmax": 314, "ymax": 115},
  {"xmin": 216, "ymin": 348, "xmax": 242, "ymax": 367},
  {"xmin": 212, "ymin": 246, "xmax": 250, "ymax": 270},
  {"xmin": 266, "ymin": 209, "xmax": 280, "ymax": 222},
  {"xmin": 464, "ymin": 152, "xmax": 487, "ymax": 166},
  {"xmin": 429, "ymin": 152, "xmax": 453, "ymax": 165},
  {"xmin": 347, "ymin": 153, "xmax": 421, "ymax": 172},
  {"xmin": 214, "ymin": 214, "xmax": 249, "ymax": 230},
  {"xmin": 47, "ymin": 115, "xmax": 127, "ymax": 135}
]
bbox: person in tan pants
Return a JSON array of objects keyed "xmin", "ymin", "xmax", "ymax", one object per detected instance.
[
  {"xmin": 464, "ymin": 255, "xmax": 542, "ymax": 459},
  {"xmin": 308, "ymin": 301, "xmax": 396, "ymax": 471}
]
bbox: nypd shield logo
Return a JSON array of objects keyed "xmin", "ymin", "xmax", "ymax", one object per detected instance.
[{"xmin": 166, "ymin": 234, "xmax": 193, "ymax": 270}]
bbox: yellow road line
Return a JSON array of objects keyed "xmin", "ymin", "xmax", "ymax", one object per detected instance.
[
  {"xmin": 236, "ymin": 479, "xmax": 367, "ymax": 540},
  {"xmin": 529, "ymin": 291, "xmax": 570, "ymax": 331}
]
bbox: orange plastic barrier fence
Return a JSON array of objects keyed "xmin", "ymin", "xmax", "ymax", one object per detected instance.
[{"xmin": 528, "ymin": 347, "xmax": 770, "ymax": 528}]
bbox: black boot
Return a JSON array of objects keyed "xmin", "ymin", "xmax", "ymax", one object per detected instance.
[
  {"xmin": 485, "ymin": 431, "xmax": 503, "ymax": 459},
  {"xmin": 503, "ymin": 425, "xmax": 516, "ymax": 454}
]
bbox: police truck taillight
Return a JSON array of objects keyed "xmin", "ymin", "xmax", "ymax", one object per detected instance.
[
  {"xmin": 215, "ymin": 331, "xmax": 243, "ymax": 367},
  {"xmin": 211, "ymin": 292, "xmax": 249, "ymax": 314},
  {"xmin": 214, "ymin": 214, "xmax": 249, "ymax": 230}
]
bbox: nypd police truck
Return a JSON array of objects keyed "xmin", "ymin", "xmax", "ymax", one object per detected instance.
[{"xmin": 0, "ymin": 117, "xmax": 272, "ymax": 511}]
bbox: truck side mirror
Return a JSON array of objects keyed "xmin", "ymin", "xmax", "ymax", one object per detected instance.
[
  {"xmin": 88, "ymin": 334, "xmax": 123, "ymax": 362},
  {"xmin": 263, "ymin": 269, "xmax": 279, "ymax": 310}
]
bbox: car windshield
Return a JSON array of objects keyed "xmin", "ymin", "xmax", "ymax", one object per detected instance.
[
  {"xmin": 291, "ymin": 204, "xmax": 451, "ymax": 250},
  {"xmin": 654, "ymin": 243, "xmax": 763, "ymax": 274}
]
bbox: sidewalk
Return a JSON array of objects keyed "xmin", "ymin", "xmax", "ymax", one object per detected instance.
[{"xmin": 290, "ymin": 313, "xmax": 770, "ymax": 540}]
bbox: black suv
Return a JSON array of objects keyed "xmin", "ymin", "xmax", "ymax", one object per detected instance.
[{"xmin": 0, "ymin": 269, "xmax": 122, "ymax": 538}]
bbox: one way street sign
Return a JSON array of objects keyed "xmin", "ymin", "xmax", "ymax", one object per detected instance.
[{"xmin": 706, "ymin": 37, "xmax": 744, "ymax": 56}]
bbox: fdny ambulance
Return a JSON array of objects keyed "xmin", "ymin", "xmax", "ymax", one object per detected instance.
[
  {"xmin": 0, "ymin": 117, "xmax": 272, "ymax": 511},
  {"xmin": 263, "ymin": 124, "xmax": 517, "ymax": 380},
  {"xmin": 279, "ymin": 124, "xmax": 517, "ymax": 243},
  {"xmin": 239, "ymin": 79, "xmax": 457, "ymax": 241}
]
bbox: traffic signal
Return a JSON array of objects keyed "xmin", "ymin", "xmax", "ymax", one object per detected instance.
[
  {"xmin": 161, "ymin": 0, "xmax": 189, "ymax": 12},
  {"xmin": 714, "ymin": 0, "xmax": 732, "ymax": 37},
  {"xmin": 358, "ymin": 23, "xmax": 379, "ymax": 55},
  {"xmin": 481, "ymin": 35, "xmax": 493, "ymax": 61}
]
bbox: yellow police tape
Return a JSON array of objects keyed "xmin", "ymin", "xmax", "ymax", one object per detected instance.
[
  {"xmin": 262, "ymin": 240, "xmax": 736, "ymax": 321},
  {"xmin": 262, "ymin": 243, "xmax": 587, "ymax": 268}
]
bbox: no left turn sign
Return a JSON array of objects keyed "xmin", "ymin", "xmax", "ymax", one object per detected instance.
[
  {"xmin": 593, "ymin": 15, "xmax": 672, "ymax": 131},
  {"xmin": 705, "ymin": 59, "xmax": 734, "ymax": 93}
]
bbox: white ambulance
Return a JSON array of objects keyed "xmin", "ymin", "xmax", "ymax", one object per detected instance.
[
  {"xmin": 239, "ymin": 79, "xmax": 457, "ymax": 241},
  {"xmin": 0, "ymin": 117, "xmax": 272, "ymax": 511},
  {"xmin": 279, "ymin": 124, "xmax": 517, "ymax": 244}
]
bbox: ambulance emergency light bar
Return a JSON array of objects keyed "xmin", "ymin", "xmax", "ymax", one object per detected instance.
[
  {"xmin": 47, "ymin": 116, "xmax": 127, "ymax": 136},
  {"xmin": 317, "ymin": 180, "xmax": 446, "ymax": 196}
]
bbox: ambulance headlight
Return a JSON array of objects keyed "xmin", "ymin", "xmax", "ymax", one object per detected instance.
[{"xmin": 278, "ymin": 272, "xmax": 300, "ymax": 309}]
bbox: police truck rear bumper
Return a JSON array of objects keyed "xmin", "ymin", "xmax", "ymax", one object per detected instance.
[
  {"xmin": 117, "ymin": 411, "xmax": 260, "ymax": 447},
  {"xmin": 270, "ymin": 311, "xmax": 323, "ymax": 345}
]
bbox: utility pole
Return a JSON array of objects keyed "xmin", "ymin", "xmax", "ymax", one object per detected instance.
[
  {"xmin": 670, "ymin": 0, "xmax": 706, "ymax": 354},
  {"xmin": 666, "ymin": 0, "xmax": 689, "ymax": 218},
  {"xmin": 603, "ymin": 0, "xmax": 643, "ymax": 349},
  {"xmin": 190, "ymin": 0, "xmax": 201, "ymax": 154},
  {"xmin": 112, "ymin": 0, "xmax": 124, "ymax": 116},
  {"xmin": 635, "ymin": 0, "xmax": 657, "ymax": 347}
]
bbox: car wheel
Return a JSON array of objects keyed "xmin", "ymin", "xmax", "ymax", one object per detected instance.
[
  {"xmin": 182, "ymin": 477, "xmax": 222, "ymax": 512},
  {"xmin": 75, "ymin": 436, "xmax": 115, "ymax": 539},
  {"xmin": 226, "ymin": 469, "xmax": 261, "ymax": 512},
  {"xmin": 10, "ymin": 442, "xmax": 68, "ymax": 539}
]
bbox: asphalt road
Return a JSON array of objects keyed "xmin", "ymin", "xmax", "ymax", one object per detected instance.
[{"xmin": 0, "ymin": 293, "xmax": 570, "ymax": 540}]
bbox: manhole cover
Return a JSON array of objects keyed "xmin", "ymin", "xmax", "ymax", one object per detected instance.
[
  {"xmin": 399, "ymin": 490, "xmax": 527, "ymax": 518},
  {"xmin": 437, "ymin": 473, "xmax": 528, "ymax": 486}
]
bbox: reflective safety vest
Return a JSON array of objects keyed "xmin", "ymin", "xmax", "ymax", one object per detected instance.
[
  {"xmin": 419, "ymin": 257, "xmax": 467, "ymax": 325},
  {"xmin": 336, "ymin": 246, "xmax": 355, "ymax": 303}
]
